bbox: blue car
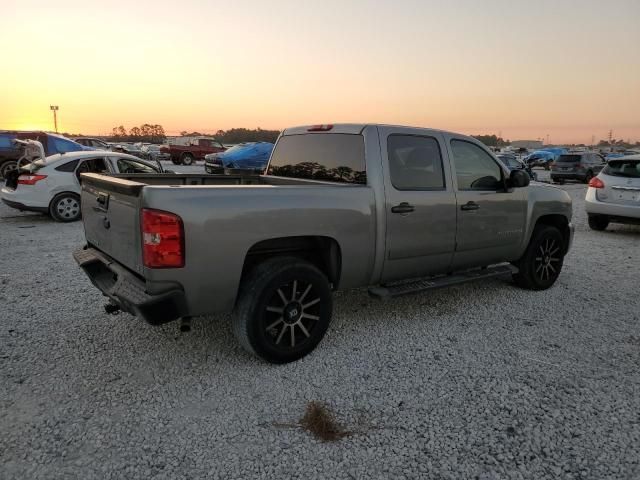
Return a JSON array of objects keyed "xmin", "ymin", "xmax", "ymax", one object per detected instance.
[
  {"xmin": 0, "ymin": 131, "xmax": 91, "ymax": 179},
  {"xmin": 204, "ymin": 142, "xmax": 274, "ymax": 174},
  {"xmin": 524, "ymin": 150, "xmax": 556, "ymax": 170}
]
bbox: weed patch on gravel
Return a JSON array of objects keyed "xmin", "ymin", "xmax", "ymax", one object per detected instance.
[{"xmin": 299, "ymin": 401, "xmax": 351, "ymax": 442}]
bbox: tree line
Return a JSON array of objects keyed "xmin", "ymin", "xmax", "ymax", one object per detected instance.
[
  {"xmin": 179, "ymin": 128, "xmax": 280, "ymax": 144},
  {"xmin": 110, "ymin": 124, "xmax": 167, "ymax": 143}
]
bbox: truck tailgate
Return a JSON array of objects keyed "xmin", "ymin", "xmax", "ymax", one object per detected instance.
[{"xmin": 80, "ymin": 173, "xmax": 145, "ymax": 275}]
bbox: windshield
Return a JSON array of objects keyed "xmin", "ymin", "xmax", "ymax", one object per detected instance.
[
  {"xmin": 603, "ymin": 160, "xmax": 640, "ymax": 178},
  {"xmin": 557, "ymin": 154, "xmax": 582, "ymax": 163}
]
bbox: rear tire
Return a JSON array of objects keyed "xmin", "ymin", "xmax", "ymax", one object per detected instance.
[
  {"xmin": 50, "ymin": 192, "xmax": 81, "ymax": 222},
  {"xmin": 588, "ymin": 215, "xmax": 609, "ymax": 231},
  {"xmin": 181, "ymin": 154, "xmax": 194, "ymax": 166},
  {"xmin": 232, "ymin": 257, "xmax": 333, "ymax": 364},
  {"xmin": 171, "ymin": 158, "xmax": 180, "ymax": 165},
  {"xmin": 512, "ymin": 225, "xmax": 565, "ymax": 290}
]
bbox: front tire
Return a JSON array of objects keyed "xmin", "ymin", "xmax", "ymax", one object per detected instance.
[
  {"xmin": 181, "ymin": 154, "xmax": 194, "ymax": 166},
  {"xmin": 232, "ymin": 257, "xmax": 333, "ymax": 363},
  {"xmin": 588, "ymin": 215, "xmax": 609, "ymax": 231},
  {"xmin": 512, "ymin": 225, "xmax": 565, "ymax": 290},
  {"xmin": 50, "ymin": 193, "xmax": 81, "ymax": 222}
]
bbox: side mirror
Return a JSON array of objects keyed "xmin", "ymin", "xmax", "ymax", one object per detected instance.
[{"xmin": 509, "ymin": 169, "xmax": 530, "ymax": 188}]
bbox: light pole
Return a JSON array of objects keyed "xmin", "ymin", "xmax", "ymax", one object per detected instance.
[{"xmin": 50, "ymin": 105, "xmax": 59, "ymax": 133}]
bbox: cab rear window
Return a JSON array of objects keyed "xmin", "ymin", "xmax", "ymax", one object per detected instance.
[{"xmin": 267, "ymin": 134, "xmax": 366, "ymax": 184}]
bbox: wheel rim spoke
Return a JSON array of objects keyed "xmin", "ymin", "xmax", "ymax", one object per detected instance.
[
  {"xmin": 266, "ymin": 317, "xmax": 284, "ymax": 330},
  {"xmin": 266, "ymin": 279, "xmax": 321, "ymax": 349},
  {"xmin": 275, "ymin": 324, "xmax": 288, "ymax": 344},
  {"xmin": 277, "ymin": 288, "xmax": 288, "ymax": 305},
  {"xmin": 298, "ymin": 284, "xmax": 312, "ymax": 303},
  {"xmin": 303, "ymin": 298, "xmax": 320, "ymax": 309},
  {"xmin": 298, "ymin": 322, "xmax": 310, "ymax": 338}
]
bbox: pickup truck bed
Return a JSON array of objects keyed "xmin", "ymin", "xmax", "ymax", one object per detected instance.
[{"xmin": 78, "ymin": 171, "xmax": 376, "ymax": 316}]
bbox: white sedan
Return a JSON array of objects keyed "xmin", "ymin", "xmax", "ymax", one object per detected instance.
[
  {"xmin": 1, "ymin": 150, "xmax": 166, "ymax": 222},
  {"xmin": 585, "ymin": 154, "xmax": 640, "ymax": 230}
]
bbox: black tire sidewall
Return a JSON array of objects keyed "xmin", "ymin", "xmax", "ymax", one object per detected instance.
[
  {"xmin": 50, "ymin": 193, "xmax": 81, "ymax": 222},
  {"xmin": 241, "ymin": 260, "xmax": 332, "ymax": 363},
  {"xmin": 181, "ymin": 154, "xmax": 194, "ymax": 165},
  {"xmin": 588, "ymin": 215, "xmax": 609, "ymax": 231}
]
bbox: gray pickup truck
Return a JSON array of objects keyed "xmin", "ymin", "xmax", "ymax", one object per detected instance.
[{"xmin": 74, "ymin": 124, "xmax": 574, "ymax": 363}]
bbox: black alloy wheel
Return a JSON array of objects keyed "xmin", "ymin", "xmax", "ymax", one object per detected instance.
[{"xmin": 233, "ymin": 257, "xmax": 332, "ymax": 363}]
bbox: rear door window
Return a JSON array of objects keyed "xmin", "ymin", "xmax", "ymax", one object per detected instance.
[
  {"xmin": 387, "ymin": 135, "xmax": 445, "ymax": 190},
  {"xmin": 75, "ymin": 158, "xmax": 108, "ymax": 181},
  {"xmin": 55, "ymin": 159, "xmax": 80, "ymax": 172},
  {"xmin": 268, "ymin": 134, "xmax": 366, "ymax": 184}
]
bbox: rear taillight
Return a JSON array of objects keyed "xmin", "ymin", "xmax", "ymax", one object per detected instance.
[
  {"xmin": 307, "ymin": 124, "xmax": 333, "ymax": 132},
  {"xmin": 141, "ymin": 209, "xmax": 184, "ymax": 268},
  {"xmin": 589, "ymin": 177, "xmax": 605, "ymax": 189},
  {"xmin": 17, "ymin": 174, "xmax": 47, "ymax": 185}
]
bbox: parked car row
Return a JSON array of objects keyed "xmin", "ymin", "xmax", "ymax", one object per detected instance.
[
  {"xmin": 1, "ymin": 131, "xmax": 91, "ymax": 180},
  {"xmin": 1, "ymin": 150, "xmax": 168, "ymax": 222}
]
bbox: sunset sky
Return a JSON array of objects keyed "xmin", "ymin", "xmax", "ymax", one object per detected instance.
[{"xmin": 1, "ymin": 0, "xmax": 639, "ymax": 144}]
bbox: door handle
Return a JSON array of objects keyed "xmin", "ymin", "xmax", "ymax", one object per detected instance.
[
  {"xmin": 391, "ymin": 202, "xmax": 415, "ymax": 214},
  {"xmin": 460, "ymin": 201, "xmax": 479, "ymax": 211}
]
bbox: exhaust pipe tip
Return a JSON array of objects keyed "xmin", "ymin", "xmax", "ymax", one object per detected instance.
[{"xmin": 179, "ymin": 316, "xmax": 192, "ymax": 333}]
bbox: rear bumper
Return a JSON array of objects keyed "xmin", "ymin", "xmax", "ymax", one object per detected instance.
[
  {"xmin": 550, "ymin": 172, "xmax": 586, "ymax": 181},
  {"xmin": 73, "ymin": 247, "xmax": 188, "ymax": 325},
  {"xmin": 1, "ymin": 197, "xmax": 49, "ymax": 213},
  {"xmin": 585, "ymin": 188, "xmax": 640, "ymax": 220}
]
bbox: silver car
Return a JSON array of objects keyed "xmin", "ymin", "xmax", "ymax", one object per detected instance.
[{"xmin": 585, "ymin": 154, "xmax": 640, "ymax": 230}]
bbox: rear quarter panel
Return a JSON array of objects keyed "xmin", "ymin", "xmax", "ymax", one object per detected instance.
[{"xmin": 141, "ymin": 184, "xmax": 376, "ymax": 314}]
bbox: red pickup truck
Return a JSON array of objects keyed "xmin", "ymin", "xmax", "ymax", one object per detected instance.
[{"xmin": 160, "ymin": 138, "xmax": 226, "ymax": 165}]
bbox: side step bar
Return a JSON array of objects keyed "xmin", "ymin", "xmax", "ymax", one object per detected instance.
[{"xmin": 368, "ymin": 264, "xmax": 517, "ymax": 299}]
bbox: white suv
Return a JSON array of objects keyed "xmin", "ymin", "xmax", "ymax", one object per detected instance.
[
  {"xmin": 1, "ymin": 150, "xmax": 164, "ymax": 222},
  {"xmin": 585, "ymin": 154, "xmax": 640, "ymax": 230}
]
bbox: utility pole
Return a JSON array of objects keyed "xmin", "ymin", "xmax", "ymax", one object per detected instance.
[
  {"xmin": 608, "ymin": 130, "xmax": 613, "ymax": 152},
  {"xmin": 50, "ymin": 105, "xmax": 59, "ymax": 133},
  {"xmin": 546, "ymin": 134, "xmax": 550, "ymax": 145}
]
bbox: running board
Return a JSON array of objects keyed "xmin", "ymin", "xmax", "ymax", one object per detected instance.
[{"xmin": 368, "ymin": 264, "xmax": 517, "ymax": 299}]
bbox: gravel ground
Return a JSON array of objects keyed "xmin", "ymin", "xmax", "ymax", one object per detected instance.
[{"xmin": 1, "ymin": 166, "xmax": 639, "ymax": 479}]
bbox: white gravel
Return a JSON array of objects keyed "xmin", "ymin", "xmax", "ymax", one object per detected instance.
[{"xmin": 1, "ymin": 165, "xmax": 639, "ymax": 479}]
